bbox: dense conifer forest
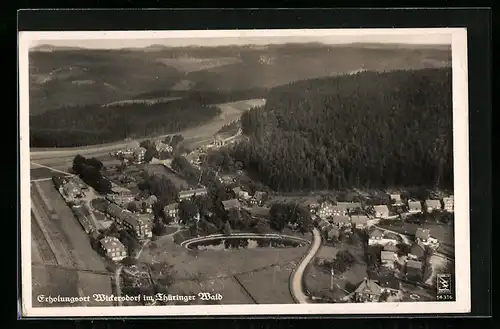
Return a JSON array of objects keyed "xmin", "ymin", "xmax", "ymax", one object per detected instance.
[
  {"xmin": 231, "ymin": 68, "xmax": 453, "ymax": 191},
  {"xmin": 29, "ymin": 99, "xmax": 221, "ymax": 147}
]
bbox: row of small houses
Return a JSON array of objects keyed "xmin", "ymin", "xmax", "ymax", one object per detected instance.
[{"xmin": 312, "ymin": 195, "xmax": 454, "ymax": 221}]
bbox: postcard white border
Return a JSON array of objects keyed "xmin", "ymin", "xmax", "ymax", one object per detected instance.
[{"xmin": 19, "ymin": 28, "xmax": 470, "ymax": 317}]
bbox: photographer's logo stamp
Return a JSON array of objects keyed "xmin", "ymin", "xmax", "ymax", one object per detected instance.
[{"xmin": 437, "ymin": 274, "xmax": 452, "ymax": 294}]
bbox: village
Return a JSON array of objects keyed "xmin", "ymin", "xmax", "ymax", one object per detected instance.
[{"xmin": 50, "ymin": 131, "xmax": 455, "ymax": 305}]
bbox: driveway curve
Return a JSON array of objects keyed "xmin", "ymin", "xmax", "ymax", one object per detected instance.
[{"xmin": 290, "ymin": 228, "xmax": 322, "ymax": 304}]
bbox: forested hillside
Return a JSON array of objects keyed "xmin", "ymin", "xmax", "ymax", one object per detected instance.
[
  {"xmin": 231, "ymin": 68, "xmax": 453, "ymax": 191},
  {"xmin": 30, "ymin": 100, "xmax": 221, "ymax": 147}
]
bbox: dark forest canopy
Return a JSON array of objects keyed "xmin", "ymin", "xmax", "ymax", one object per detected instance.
[
  {"xmin": 29, "ymin": 99, "xmax": 221, "ymax": 147},
  {"xmin": 231, "ymin": 68, "xmax": 453, "ymax": 191}
]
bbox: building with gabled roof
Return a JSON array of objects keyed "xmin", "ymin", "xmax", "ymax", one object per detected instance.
[
  {"xmin": 389, "ymin": 193, "xmax": 403, "ymax": 205},
  {"xmin": 408, "ymin": 201, "xmax": 422, "ymax": 213},
  {"xmin": 380, "ymin": 250, "xmax": 397, "ymax": 268},
  {"xmin": 331, "ymin": 215, "xmax": 351, "ymax": 227},
  {"xmin": 425, "ymin": 199, "xmax": 442, "ymax": 212},
  {"xmin": 100, "ymin": 236, "xmax": 127, "ymax": 262},
  {"xmin": 354, "ymin": 278, "xmax": 382, "ymax": 302},
  {"xmin": 374, "ymin": 275, "xmax": 401, "ymax": 295},
  {"xmin": 351, "ymin": 215, "xmax": 369, "ymax": 229},
  {"xmin": 373, "ymin": 205, "xmax": 390, "ymax": 219},
  {"xmin": 443, "ymin": 196, "xmax": 454, "ymax": 212},
  {"xmin": 163, "ymin": 202, "xmax": 179, "ymax": 223},
  {"xmin": 409, "ymin": 241, "xmax": 427, "ymax": 260}
]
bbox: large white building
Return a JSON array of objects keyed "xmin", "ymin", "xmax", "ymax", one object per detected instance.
[
  {"xmin": 100, "ymin": 236, "xmax": 127, "ymax": 262},
  {"xmin": 443, "ymin": 196, "xmax": 454, "ymax": 212}
]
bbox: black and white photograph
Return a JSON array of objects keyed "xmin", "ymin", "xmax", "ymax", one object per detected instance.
[{"xmin": 19, "ymin": 28, "xmax": 470, "ymax": 317}]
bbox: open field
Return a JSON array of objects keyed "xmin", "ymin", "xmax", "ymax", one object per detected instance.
[
  {"xmin": 144, "ymin": 164, "xmax": 190, "ymax": 190},
  {"xmin": 31, "ymin": 214, "xmax": 57, "ymax": 265},
  {"xmin": 138, "ymin": 235, "xmax": 309, "ymax": 283},
  {"xmin": 29, "ymin": 180, "xmax": 114, "ymax": 307},
  {"xmin": 36, "ymin": 180, "xmax": 107, "ymax": 271},
  {"xmin": 76, "ymin": 272, "xmax": 114, "ymax": 306},
  {"xmin": 30, "ymin": 167, "xmax": 64, "ymax": 181},
  {"xmin": 31, "ymin": 266, "xmax": 81, "ymax": 307},
  {"xmin": 102, "ymin": 97, "xmax": 181, "ymax": 107},
  {"xmin": 235, "ymin": 259, "xmax": 299, "ymax": 304},
  {"xmin": 167, "ymin": 276, "xmax": 255, "ymax": 305},
  {"xmin": 304, "ymin": 242, "xmax": 368, "ymax": 301},
  {"xmin": 156, "ymin": 57, "xmax": 241, "ymax": 73}
]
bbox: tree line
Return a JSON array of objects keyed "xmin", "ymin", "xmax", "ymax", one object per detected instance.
[
  {"xmin": 72, "ymin": 155, "xmax": 112, "ymax": 193},
  {"xmin": 30, "ymin": 99, "xmax": 221, "ymax": 147},
  {"xmin": 230, "ymin": 68, "xmax": 453, "ymax": 192}
]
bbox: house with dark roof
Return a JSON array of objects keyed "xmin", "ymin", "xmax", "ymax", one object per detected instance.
[
  {"xmin": 409, "ymin": 242, "xmax": 427, "ymax": 260},
  {"xmin": 250, "ymin": 207, "xmax": 270, "ymax": 218},
  {"xmin": 351, "ymin": 215, "xmax": 369, "ymax": 229},
  {"xmin": 104, "ymin": 203, "xmax": 152, "ymax": 240},
  {"xmin": 374, "ymin": 275, "xmax": 401, "ymax": 296},
  {"xmin": 331, "ymin": 215, "xmax": 351, "ymax": 228},
  {"xmin": 415, "ymin": 228, "xmax": 431, "ymax": 243},
  {"xmin": 405, "ymin": 260, "xmax": 423, "ymax": 280},
  {"xmin": 221, "ymin": 199, "xmax": 241, "ymax": 211},
  {"xmin": 354, "ymin": 278, "xmax": 382, "ymax": 302}
]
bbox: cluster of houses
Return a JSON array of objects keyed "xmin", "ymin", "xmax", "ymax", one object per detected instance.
[
  {"xmin": 111, "ymin": 139, "xmax": 175, "ymax": 165},
  {"xmin": 231, "ymin": 186, "xmax": 268, "ymax": 207},
  {"xmin": 161, "ymin": 186, "xmax": 261, "ymax": 224},
  {"xmin": 113, "ymin": 146, "xmax": 147, "ymax": 164},
  {"xmin": 309, "ymin": 192, "xmax": 454, "ymax": 230},
  {"xmin": 52, "ymin": 175, "xmax": 88, "ymax": 202},
  {"xmin": 350, "ymin": 230, "xmax": 436, "ymax": 303}
]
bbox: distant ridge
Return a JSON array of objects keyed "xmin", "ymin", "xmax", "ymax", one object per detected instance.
[
  {"xmin": 30, "ymin": 44, "xmax": 84, "ymax": 52},
  {"xmin": 30, "ymin": 41, "xmax": 450, "ymax": 52}
]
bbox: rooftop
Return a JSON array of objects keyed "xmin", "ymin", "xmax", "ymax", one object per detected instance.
[
  {"xmin": 425, "ymin": 199, "xmax": 442, "ymax": 207},
  {"xmin": 164, "ymin": 203, "xmax": 179, "ymax": 211},
  {"xmin": 373, "ymin": 205, "xmax": 389, "ymax": 213},
  {"xmin": 222, "ymin": 199, "xmax": 241, "ymax": 209},
  {"xmin": 332, "ymin": 215, "xmax": 350, "ymax": 224},
  {"xmin": 374, "ymin": 275, "xmax": 400, "ymax": 290},
  {"xmin": 351, "ymin": 215, "xmax": 368, "ymax": 224},
  {"xmin": 381, "ymin": 250, "xmax": 396, "ymax": 261},
  {"xmin": 179, "ymin": 187, "xmax": 208, "ymax": 197},
  {"xmin": 408, "ymin": 201, "xmax": 422, "ymax": 208},
  {"xmin": 100, "ymin": 236, "xmax": 125, "ymax": 250},
  {"xmin": 354, "ymin": 278, "xmax": 381, "ymax": 295}
]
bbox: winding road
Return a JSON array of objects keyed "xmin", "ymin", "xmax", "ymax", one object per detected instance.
[{"xmin": 290, "ymin": 228, "xmax": 322, "ymax": 304}]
